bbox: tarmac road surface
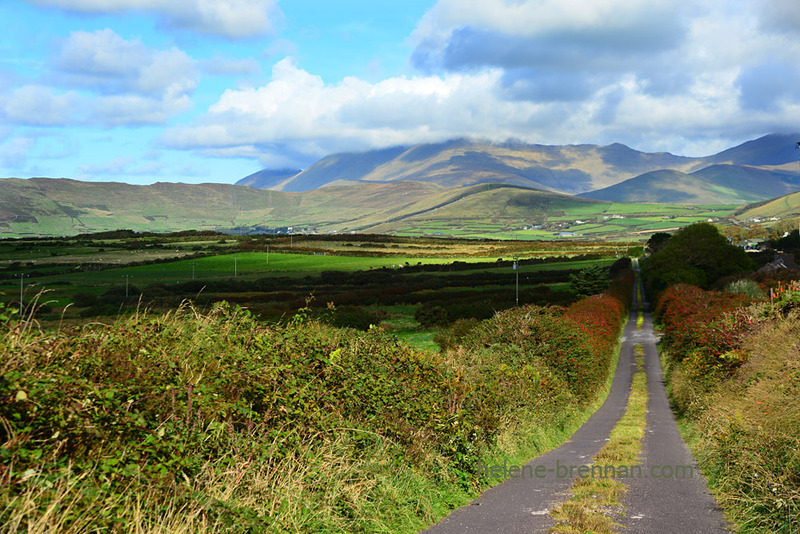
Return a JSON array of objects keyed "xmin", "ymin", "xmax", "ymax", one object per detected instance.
[{"xmin": 422, "ymin": 260, "xmax": 730, "ymax": 533}]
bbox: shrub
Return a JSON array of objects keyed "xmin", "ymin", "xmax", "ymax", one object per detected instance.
[
  {"xmin": 663, "ymin": 308, "xmax": 800, "ymax": 533},
  {"xmin": 725, "ymin": 278, "xmax": 766, "ymax": 299},
  {"xmin": 655, "ymin": 284, "xmax": 753, "ymax": 380},
  {"xmin": 643, "ymin": 222, "xmax": 756, "ymax": 295},
  {"xmin": 72, "ymin": 292, "xmax": 98, "ymax": 307},
  {"xmin": 319, "ymin": 305, "xmax": 385, "ymax": 331},
  {"xmin": 433, "ymin": 318, "xmax": 481, "ymax": 352},
  {"xmin": 569, "ymin": 264, "xmax": 611, "ymax": 297},
  {"xmin": 0, "ymin": 268, "xmax": 634, "ymax": 532},
  {"xmin": 415, "ymin": 303, "xmax": 449, "ymax": 327}
]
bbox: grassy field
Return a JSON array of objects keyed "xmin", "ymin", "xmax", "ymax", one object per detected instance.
[
  {"xmin": 379, "ymin": 202, "xmax": 738, "ymax": 241},
  {"xmin": 0, "ymin": 232, "xmax": 627, "ymax": 353}
]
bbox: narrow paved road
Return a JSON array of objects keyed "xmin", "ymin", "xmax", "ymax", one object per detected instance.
[
  {"xmin": 618, "ymin": 261, "xmax": 730, "ymax": 533},
  {"xmin": 423, "ymin": 260, "xmax": 730, "ymax": 533}
]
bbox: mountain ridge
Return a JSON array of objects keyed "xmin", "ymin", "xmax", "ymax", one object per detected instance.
[
  {"xmin": 4, "ymin": 133, "xmax": 800, "ymax": 238},
  {"xmin": 236, "ymin": 133, "xmax": 800, "ymax": 203}
]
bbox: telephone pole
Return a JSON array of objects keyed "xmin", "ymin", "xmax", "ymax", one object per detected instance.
[
  {"xmin": 15, "ymin": 273, "xmax": 28, "ymax": 314},
  {"xmin": 123, "ymin": 275, "xmax": 133, "ymax": 298},
  {"xmin": 513, "ymin": 255, "xmax": 519, "ymax": 306}
]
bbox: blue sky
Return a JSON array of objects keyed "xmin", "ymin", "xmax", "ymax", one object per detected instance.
[{"xmin": 1, "ymin": 0, "xmax": 800, "ymax": 185}]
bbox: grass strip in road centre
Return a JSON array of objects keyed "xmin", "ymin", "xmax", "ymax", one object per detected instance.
[{"xmin": 549, "ymin": 345, "xmax": 647, "ymax": 534}]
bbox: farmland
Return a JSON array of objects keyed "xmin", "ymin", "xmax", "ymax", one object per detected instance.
[{"xmin": 0, "ymin": 232, "xmax": 635, "ymax": 350}]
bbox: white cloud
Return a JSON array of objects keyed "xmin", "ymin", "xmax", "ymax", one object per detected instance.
[
  {"xmin": 202, "ymin": 56, "xmax": 262, "ymax": 77},
  {"xmin": 93, "ymin": 93, "xmax": 193, "ymax": 126},
  {"xmin": 165, "ymin": 39, "xmax": 800, "ymax": 169},
  {"xmin": 3, "ymin": 85, "xmax": 81, "ymax": 126},
  {"xmin": 28, "ymin": 0, "xmax": 282, "ymax": 38},
  {"xmin": 164, "ymin": 58, "xmax": 506, "ymax": 158},
  {"xmin": 1, "ymin": 29, "xmax": 201, "ymax": 129},
  {"xmin": 57, "ymin": 29, "xmax": 197, "ymax": 97},
  {"xmin": 10, "ymin": 29, "xmax": 200, "ymax": 127},
  {"xmin": 164, "ymin": 58, "xmax": 596, "ymax": 165},
  {"xmin": 18, "ymin": 0, "xmax": 800, "ymax": 175},
  {"xmin": 0, "ymin": 137, "xmax": 36, "ymax": 169}
]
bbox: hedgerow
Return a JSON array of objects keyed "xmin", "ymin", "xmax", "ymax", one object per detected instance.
[
  {"xmin": 0, "ymin": 267, "xmax": 632, "ymax": 532},
  {"xmin": 655, "ymin": 284, "xmax": 753, "ymax": 382},
  {"xmin": 656, "ymin": 283, "xmax": 799, "ymax": 532}
]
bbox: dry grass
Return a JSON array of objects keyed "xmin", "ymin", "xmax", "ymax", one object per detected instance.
[
  {"xmin": 0, "ymin": 430, "xmax": 444, "ymax": 534},
  {"xmin": 679, "ymin": 310, "xmax": 800, "ymax": 533}
]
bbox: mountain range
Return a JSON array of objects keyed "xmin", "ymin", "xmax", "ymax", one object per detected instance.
[
  {"xmin": 2, "ymin": 133, "xmax": 800, "ymax": 238},
  {"xmin": 237, "ymin": 133, "xmax": 800, "ymax": 204}
]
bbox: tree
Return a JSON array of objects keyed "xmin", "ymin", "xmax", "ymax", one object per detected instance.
[
  {"xmin": 569, "ymin": 264, "xmax": 611, "ymax": 297},
  {"xmin": 642, "ymin": 222, "xmax": 756, "ymax": 294},
  {"xmin": 723, "ymin": 225, "xmax": 747, "ymax": 245},
  {"xmin": 646, "ymin": 232, "xmax": 672, "ymax": 254}
]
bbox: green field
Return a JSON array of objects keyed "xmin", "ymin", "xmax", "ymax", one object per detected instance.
[{"xmin": 0, "ymin": 232, "xmax": 626, "ymax": 351}]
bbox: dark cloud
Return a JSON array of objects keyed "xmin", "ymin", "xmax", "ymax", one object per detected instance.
[
  {"xmin": 736, "ymin": 62, "xmax": 800, "ymax": 112},
  {"xmin": 639, "ymin": 67, "xmax": 693, "ymax": 97},
  {"xmin": 757, "ymin": 0, "xmax": 800, "ymax": 34},
  {"xmin": 499, "ymin": 67, "xmax": 605, "ymax": 102},
  {"xmin": 411, "ymin": 8, "xmax": 687, "ymax": 105},
  {"xmin": 413, "ymin": 15, "xmax": 686, "ymax": 74},
  {"xmin": 592, "ymin": 87, "xmax": 625, "ymax": 125}
]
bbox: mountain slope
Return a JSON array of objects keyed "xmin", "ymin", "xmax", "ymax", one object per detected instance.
[
  {"xmin": 707, "ymin": 133, "xmax": 800, "ymax": 166},
  {"xmin": 736, "ymin": 191, "xmax": 800, "ymax": 220},
  {"xmin": 275, "ymin": 139, "xmax": 701, "ymax": 195},
  {"xmin": 252, "ymin": 133, "xmax": 800, "ymax": 202},
  {"xmin": 278, "ymin": 146, "xmax": 410, "ymax": 192},
  {"xmin": 236, "ymin": 169, "xmax": 301, "ymax": 189},
  {"xmin": 579, "ymin": 164, "xmax": 800, "ymax": 204},
  {"xmin": 0, "ymin": 177, "xmax": 620, "ymax": 238}
]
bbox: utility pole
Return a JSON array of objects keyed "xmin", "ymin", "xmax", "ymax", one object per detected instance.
[
  {"xmin": 265, "ymin": 243, "xmax": 269, "ymax": 265},
  {"xmin": 191, "ymin": 262, "xmax": 197, "ymax": 280},
  {"xmin": 15, "ymin": 273, "xmax": 28, "ymax": 314},
  {"xmin": 513, "ymin": 255, "xmax": 519, "ymax": 306},
  {"xmin": 234, "ymin": 255, "xmax": 238, "ymax": 277},
  {"xmin": 123, "ymin": 274, "xmax": 132, "ymax": 298}
]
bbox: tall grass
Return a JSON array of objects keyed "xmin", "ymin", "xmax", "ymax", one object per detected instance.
[{"xmin": 1, "ymin": 270, "xmax": 633, "ymax": 532}]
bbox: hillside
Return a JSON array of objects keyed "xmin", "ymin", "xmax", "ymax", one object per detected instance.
[
  {"xmin": 706, "ymin": 133, "xmax": 800, "ymax": 166},
  {"xmin": 736, "ymin": 190, "xmax": 800, "ymax": 219},
  {"xmin": 0, "ymin": 176, "xmax": 745, "ymax": 239},
  {"xmin": 4, "ymin": 133, "xmax": 798, "ymax": 238},
  {"xmin": 0, "ymin": 177, "xmax": 458, "ymax": 236},
  {"xmin": 580, "ymin": 164, "xmax": 800, "ymax": 204},
  {"xmin": 0, "ymin": 177, "xmax": 619, "ymax": 237}
]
